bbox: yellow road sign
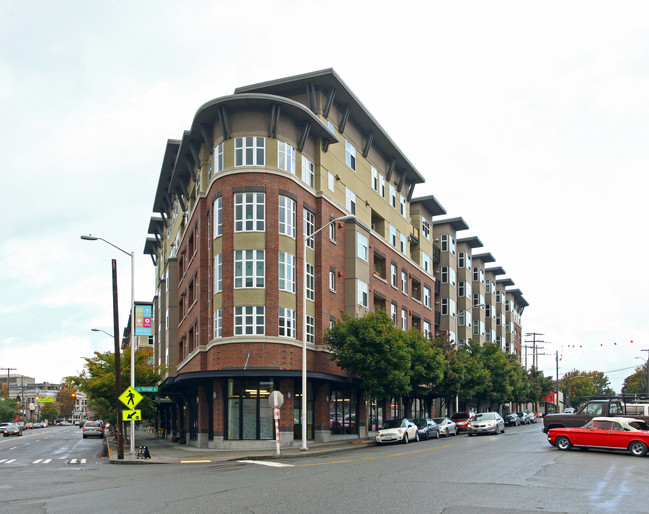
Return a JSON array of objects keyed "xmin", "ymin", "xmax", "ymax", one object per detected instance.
[
  {"xmin": 122, "ymin": 409, "xmax": 142, "ymax": 421},
  {"xmin": 119, "ymin": 387, "xmax": 143, "ymax": 408},
  {"xmin": 37, "ymin": 398, "xmax": 54, "ymax": 403}
]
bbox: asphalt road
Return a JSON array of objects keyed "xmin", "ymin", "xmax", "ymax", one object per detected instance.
[{"xmin": 2, "ymin": 422, "xmax": 649, "ymax": 513}]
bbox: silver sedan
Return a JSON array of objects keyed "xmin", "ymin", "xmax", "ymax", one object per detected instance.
[
  {"xmin": 467, "ymin": 412, "xmax": 505, "ymax": 436},
  {"xmin": 433, "ymin": 417, "xmax": 457, "ymax": 437}
]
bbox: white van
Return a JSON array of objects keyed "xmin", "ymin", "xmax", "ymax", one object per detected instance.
[{"xmin": 623, "ymin": 403, "xmax": 649, "ymax": 416}]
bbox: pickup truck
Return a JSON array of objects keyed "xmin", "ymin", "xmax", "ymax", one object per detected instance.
[{"xmin": 543, "ymin": 399, "xmax": 649, "ymax": 433}]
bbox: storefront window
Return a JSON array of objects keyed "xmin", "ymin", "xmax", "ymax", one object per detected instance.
[
  {"xmin": 227, "ymin": 378, "xmax": 274, "ymax": 440},
  {"xmin": 369, "ymin": 399, "xmax": 384, "ymax": 432},
  {"xmin": 329, "ymin": 388, "xmax": 358, "ymax": 435},
  {"xmin": 390, "ymin": 398, "xmax": 404, "ymax": 419}
]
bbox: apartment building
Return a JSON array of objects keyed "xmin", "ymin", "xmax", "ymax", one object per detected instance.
[{"xmin": 143, "ymin": 69, "xmax": 528, "ymax": 448}]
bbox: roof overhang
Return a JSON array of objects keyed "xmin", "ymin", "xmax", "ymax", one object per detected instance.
[
  {"xmin": 457, "ymin": 236, "xmax": 483, "ymax": 249},
  {"xmin": 433, "ymin": 217, "xmax": 469, "ymax": 232},
  {"xmin": 411, "ymin": 195, "xmax": 447, "ymax": 217},
  {"xmin": 486, "ymin": 266, "xmax": 506, "ymax": 276},
  {"xmin": 473, "ymin": 252, "xmax": 496, "ymax": 264}
]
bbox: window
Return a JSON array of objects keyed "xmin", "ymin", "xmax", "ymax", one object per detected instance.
[
  {"xmin": 235, "ymin": 136, "xmax": 265, "ymax": 166},
  {"xmin": 400, "ymin": 195, "xmax": 406, "ymax": 217},
  {"xmin": 357, "ymin": 280, "xmax": 368, "ymax": 308},
  {"xmin": 422, "ymin": 253, "xmax": 431, "ymax": 273},
  {"xmin": 357, "ymin": 233, "xmax": 369, "ymax": 261},
  {"xmin": 302, "ymin": 156, "xmax": 315, "ymax": 187},
  {"xmin": 458, "ymin": 252, "xmax": 465, "ymax": 268},
  {"xmin": 278, "ymin": 141, "xmax": 296, "ymax": 174},
  {"xmin": 422, "ymin": 219, "xmax": 430, "ymax": 240},
  {"xmin": 390, "ymin": 185, "xmax": 397, "ymax": 208},
  {"xmin": 345, "ymin": 187, "xmax": 356, "ymax": 215},
  {"xmin": 213, "ymin": 197, "xmax": 222, "ymax": 238},
  {"xmin": 401, "ymin": 308, "xmax": 408, "ymax": 330},
  {"xmin": 423, "ymin": 320, "xmax": 431, "ymax": 338},
  {"xmin": 391, "ymin": 303, "xmax": 397, "ymax": 324},
  {"xmin": 329, "ymin": 269, "xmax": 336, "ymax": 291},
  {"xmin": 345, "ymin": 140, "xmax": 356, "ymax": 171},
  {"xmin": 306, "ymin": 315, "xmax": 315, "ymax": 344},
  {"xmin": 327, "ymin": 121, "xmax": 335, "ymax": 133},
  {"xmin": 423, "ymin": 286, "xmax": 431, "ymax": 308},
  {"xmin": 390, "ymin": 225, "xmax": 397, "ymax": 247},
  {"xmin": 441, "ymin": 234, "xmax": 455, "ymax": 255},
  {"xmin": 306, "ymin": 262, "xmax": 314, "ymax": 300},
  {"xmin": 371, "ymin": 166, "xmax": 378, "ymax": 191},
  {"xmin": 234, "ymin": 250, "xmax": 265, "ymax": 288},
  {"xmin": 227, "ymin": 378, "xmax": 274, "ymax": 440},
  {"xmin": 441, "ymin": 298, "xmax": 456, "ymax": 316},
  {"xmin": 304, "ymin": 209, "xmax": 315, "ymax": 249},
  {"xmin": 214, "ymin": 142, "xmax": 223, "ymax": 175},
  {"xmin": 235, "ymin": 192, "xmax": 265, "ymax": 232},
  {"xmin": 329, "ymin": 221, "xmax": 336, "ymax": 242},
  {"xmin": 234, "ymin": 306, "xmax": 265, "ymax": 335},
  {"xmin": 401, "ymin": 270, "xmax": 408, "ymax": 294},
  {"xmin": 278, "ymin": 252, "xmax": 296, "ymax": 293},
  {"xmin": 400, "ymin": 234, "xmax": 407, "ymax": 255},
  {"xmin": 474, "ymin": 294, "xmax": 485, "ymax": 308},
  {"xmin": 391, "ymin": 263, "xmax": 398, "ymax": 287},
  {"xmin": 214, "ymin": 254, "xmax": 222, "ymax": 293},
  {"xmin": 278, "ymin": 308, "xmax": 297, "ymax": 338},
  {"xmin": 213, "ymin": 309, "xmax": 222, "ymax": 338},
  {"xmin": 380, "ymin": 175, "xmax": 385, "ymax": 198},
  {"xmin": 328, "ymin": 172, "xmax": 335, "ymax": 191},
  {"xmin": 441, "ymin": 267, "xmax": 456, "ymax": 286},
  {"xmin": 278, "ymin": 196, "xmax": 296, "ymax": 238}
]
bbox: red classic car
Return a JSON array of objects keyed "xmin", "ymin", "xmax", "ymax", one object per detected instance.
[{"xmin": 548, "ymin": 417, "xmax": 649, "ymax": 457}]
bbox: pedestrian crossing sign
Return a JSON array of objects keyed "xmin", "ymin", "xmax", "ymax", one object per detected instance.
[
  {"xmin": 122, "ymin": 409, "xmax": 142, "ymax": 421},
  {"xmin": 119, "ymin": 387, "xmax": 143, "ymax": 409}
]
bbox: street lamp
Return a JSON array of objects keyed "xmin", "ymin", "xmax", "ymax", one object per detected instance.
[
  {"xmin": 82, "ymin": 234, "xmax": 136, "ymax": 455},
  {"xmin": 91, "ymin": 328, "xmax": 114, "ymax": 338},
  {"xmin": 301, "ymin": 214, "xmax": 355, "ymax": 451}
]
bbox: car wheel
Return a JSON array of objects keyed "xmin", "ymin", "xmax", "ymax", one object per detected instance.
[
  {"xmin": 468, "ymin": 432, "xmax": 474, "ymax": 437},
  {"xmin": 629, "ymin": 441, "xmax": 648, "ymax": 457},
  {"xmin": 415, "ymin": 432, "xmax": 420, "ymax": 442},
  {"xmin": 403, "ymin": 433, "xmax": 409, "ymax": 444},
  {"xmin": 436, "ymin": 430, "xmax": 440, "ymax": 439},
  {"xmin": 556, "ymin": 436, "xmax": 572, "ymax": 451}
]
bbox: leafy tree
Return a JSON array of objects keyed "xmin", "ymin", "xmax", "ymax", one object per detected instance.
[
  {"xmin": 40, "ymin": 402, "xmax": 61, "ymax": 422},
  {"xmin": 325, "ymin": 310, "xmax": 412, "ymax": 438},
  {"xmin": 560, "ymin": 370, "xmax": 596, "ymax": 407},
  {"xmin": 589, "ymin": 371, "xmax": 614, "ymax": 397},
  {"xmin": 527, "ymin": 367, "xmax": 554, "ymax": 405},
  {"xmin": 56, "ymin": 382, "xmax": 77, "ymax": 419},
  {"xmin": 404, "ymin": 330, "xmax": 445, "ymax": 398},
  {"xmin": 623, "ymin": 364, "xmax": 648, "ymax": 396},
  {"xmin": 68, "ymin": 346, "xmax": 162, "ymax": 429},
  {"xmin": 510, "ymin": 358, "xmax": 531, "ymax": 405},
  {"xmin": 473, "ymin": 343, "xmax": 515, "ymax": 410},
  {"xmin": 0, "ymin": 397, "xmax": 19, "ymax": 422}
]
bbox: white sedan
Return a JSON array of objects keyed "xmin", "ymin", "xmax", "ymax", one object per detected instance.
[
  {"xmin": 433, "ymin": 417, "xmax": 457, "ymax": 437},
  {"xmin": 376, "ymin": 418, "xmax": 419, "ymax": 444}
]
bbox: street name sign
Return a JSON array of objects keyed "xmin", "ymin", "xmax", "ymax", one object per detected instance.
[{"xmin": 135, "ymin": 386, "xmax": 158, "ymax": 393}]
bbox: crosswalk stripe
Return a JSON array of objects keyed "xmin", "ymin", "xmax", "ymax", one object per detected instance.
[
  {"xmin": 43, "ymin": 459, "xmax": 51, "ymax": 463},
  {"xmin": 6, "ymin": 459, "xmax": 16, "ymax": 464},
  {"xmin": 0, "ymin": 459, "xmax": 6, "ymax": 463},
  {"xmin": 33, "ymin": 459, "xmax": 42, "ymax": 464},
  {"xmin": 236, "ymin": 460, "xmax": 294, "ymax": 468}
]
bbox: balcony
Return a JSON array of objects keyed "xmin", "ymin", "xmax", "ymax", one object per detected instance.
[
  {"xmin": 432, "ymin": 245, "xmax": 441, "ymax": 264},
  {"xmin": 409, "ymin": 223, "xmax": 419, "ymax": 244}
]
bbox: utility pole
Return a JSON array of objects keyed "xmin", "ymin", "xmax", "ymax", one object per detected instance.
[
  {"xmin": 524, "ymin": 332, "xmax": 545, "ymax": 369},
  {"xmin": 642, "ymin": 349, "xmax": 649, "ymax": 398},
  {"xmin": 1, "ymin": 367, "xmax": 17, "ymax": 396},
  {"xmin": 555, "ymin": 351, "xmax": 560, "ymax": 412}
]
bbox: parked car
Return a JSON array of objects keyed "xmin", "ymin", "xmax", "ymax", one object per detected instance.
[
  {"xmin": 433, "ymin": 417, "xmax": 457, "ymax": 437},
  {"xmin": 504, "ymin": 413, "xmax": 521, "ymax": 426},
  {"xmin": 2, "ymin": 423, "xmax": 23, "ymax": 437},
  {"xmin": 467, "ymin": 412, "xmax": 505, "ymax": 436},
  {"xmin": 25, "ymin": 422, "xmax": 33, "ymax": 429},
  {"xmin": 527, "ymin": 412, "xmax": 538, "ymax": 423},
  {"xmin": 451, "ymin": 411, "xmax": 475, "ymax": 432},
  {"xmin": 413, "ymin": 418, "xmax": 440, "ymax": 440},
  {"xmin": 516, "ymin": 412, "xmax": 531, "ymax": 425},
  {"xmin": 548, "ymin": 417, "xmax": 649, "ymax": 457},
  {"xmin": 82, "ymin": 420, "xmax": 105, "ymax": 439},
  {"xmin": 0, "ymin": 422, "xmax": 10, "ymax": 432},
  {"xmin": 376, "ymin": 418, "xmax": 419, "ymax": 444}
]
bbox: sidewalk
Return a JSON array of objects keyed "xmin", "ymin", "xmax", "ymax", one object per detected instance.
[{"xmin": 108, "ymin": 430, "xmax": 375, "ymax": 464}]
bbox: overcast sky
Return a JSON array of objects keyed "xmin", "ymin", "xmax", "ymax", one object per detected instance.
[{"xmin": 1, "ymin": 1, "xmax": 648, "ymax": 393}]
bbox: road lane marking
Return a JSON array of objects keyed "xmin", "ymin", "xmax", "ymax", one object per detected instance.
[
  {"xmin": 293, "ymin": 444, "xmax": 454, "ymax": 467},
  {"xmin": 180, "ymin": 460, "xmax": 212, "ymax": 464},
  {"xmin": 69, "ymin": 459, "xmax": 87, "ymax": 464},
  {"xmin": 237, "ymin": 460, "xmax": 294, "ymax": 467}
]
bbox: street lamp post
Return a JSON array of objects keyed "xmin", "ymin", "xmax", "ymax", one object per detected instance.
[
  {"xmin": 301, "ymin": 215, "xmax": 354, "ymax": 451},
  {"xmin": 82, "ymin": 234, "xmax": 136, "ymax": 455}
]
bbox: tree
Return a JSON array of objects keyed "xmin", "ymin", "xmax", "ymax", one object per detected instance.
[
  {"xmin": 68, "ymin": 346, "xmax": 162, "ymax": 428},
  {"xmin": 40, "ymin": 402, "xmax": 61, "ymax": 422},
  {"xmin": 57, "ymin": 382, "xmax": 77, "ymax": 419},
  {"xmin": 623, "ymin": 364, "xmax": 648, "ymax": 396},
  {"xmin": 404, "ymin": 330, "xmax": 445, "ymax": 399},
  {"xmin": 560, "ymin": 370, "xmax": 596, "ymax": 407},
  {"xmin": 0, "ymin": 397, "xmax": 19, "ymax": 422},
  {"xmin": 325, "ymin": 310, "xmax": 412, "ymax": 438},
  {"xmin": 527, "ymin": 367, "xmax": 554, "ymax": 406},
  {"xmin": 473, "ymin": 343, "xmax": 515, "ymax": 410}
]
